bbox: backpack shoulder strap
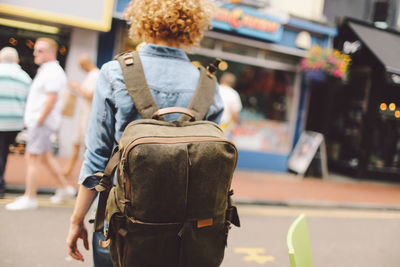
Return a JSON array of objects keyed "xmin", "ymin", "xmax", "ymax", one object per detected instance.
[
  {"xmin": 178, "ymin": 66, "xmax": 217, "ymax": 122},
  {"xmin": 116, "ymin": 51, "xmax": 160, "ymax": 119},
  {"xmin": 116, "ymin": 51, "xmax": 216, "ymax": 121}
]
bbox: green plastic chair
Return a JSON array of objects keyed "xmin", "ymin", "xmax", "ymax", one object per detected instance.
[{"xmin": 287, "ymin": 213, "xmax": 313, "ymax": 267}]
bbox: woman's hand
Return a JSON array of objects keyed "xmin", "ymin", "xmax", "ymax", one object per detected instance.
[
  {"xmin": 66, "ymin": 216, "xmax": 89, "ymax": 262},
  {"xmin": 66, "ymin": 185, "xmax": 97, "ymax": 262}
]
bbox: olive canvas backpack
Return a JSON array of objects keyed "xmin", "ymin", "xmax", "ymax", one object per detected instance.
[{"xmin": 93, "ymin": 51, "xmax": 240, "ymax": 267}]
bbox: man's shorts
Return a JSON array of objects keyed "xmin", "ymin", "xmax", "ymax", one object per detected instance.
[{"xmin": 26, "ymin": 125, "xmax": 54, "ymax": 155}]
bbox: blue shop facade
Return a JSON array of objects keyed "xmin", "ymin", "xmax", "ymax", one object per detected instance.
[{"xmin": 99, "ymin": 1, "xmax": 336, "ymax": 173}]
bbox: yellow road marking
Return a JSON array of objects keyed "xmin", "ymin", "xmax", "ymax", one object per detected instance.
[{"xmin": 235, "ymin": 248, "xmax": 275, "ymax": 264}]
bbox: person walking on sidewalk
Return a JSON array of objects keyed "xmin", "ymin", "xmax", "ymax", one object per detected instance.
[
  {"xmin": 63, "ymin": 53, "xmax": 99, "ymax": 178},
  {"xmin": 66, "ymin": 0, "xmax": 223, "ymax": 265},
  {"xmin": 6, "ymin": 38, "xmax": 76, "ymax": 210},
  {"xmin": 0, "ymin": 47, "xmax": 31, "ymax": 199}
]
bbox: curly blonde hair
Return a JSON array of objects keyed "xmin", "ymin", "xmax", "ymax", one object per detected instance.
[{"xmin": 124, "ymin": 0, "xmax": 214, "ymax": 47}]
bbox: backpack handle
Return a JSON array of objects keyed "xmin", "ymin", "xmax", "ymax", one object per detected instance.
[{"xmin": 152, "ymin": 107, "xmax": 198, "ymax": 121}]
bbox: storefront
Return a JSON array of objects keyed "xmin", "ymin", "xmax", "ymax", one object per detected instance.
[
  {"xmin": 328, "ymin": 18, "xmax": 400, "ymax": 180},
  {"xmin": 107, "ymin": 1, "xmax": 336, "ymax": 172},
  {"xmin": 0, "ymin": 19, "xmax": 70, "ymax": 79},
  {"xmin": 0, "ymin": 0, "xmax": 113, "ymax": 73},
  {"xmin": 0, "ymin": 0, "xmax": 114, "ymax": 156}
]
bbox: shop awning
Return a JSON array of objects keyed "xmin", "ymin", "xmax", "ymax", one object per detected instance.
[
  {"xmin": 0, "ymin": 0, "xmax": 114, "ymax": 32},
  {"xmin": 348, "ymin": 21, "xmax": 400, "ymax": 81}
]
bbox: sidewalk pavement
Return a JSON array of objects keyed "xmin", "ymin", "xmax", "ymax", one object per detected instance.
[{"xmin": 4, "ymin": 153, "xmax": 400, "ymax": 210}]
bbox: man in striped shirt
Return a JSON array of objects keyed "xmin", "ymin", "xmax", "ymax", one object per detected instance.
[{"xmin": 0, "ymin": 47, "xmax": 31, "ymax": 198}]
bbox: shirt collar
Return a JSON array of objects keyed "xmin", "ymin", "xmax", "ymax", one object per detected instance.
[
  {"xmin": 140, "ymin": 44, "xmax": 189, "ymax": 61},
  {"xmin": 39, "ymin": 60, "xmax": 58, "ymax": 70}
]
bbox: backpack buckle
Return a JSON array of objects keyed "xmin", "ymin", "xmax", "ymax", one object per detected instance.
[{"xmin": 123, "ymin": 54, "xmax": 134, "ymax": 66}]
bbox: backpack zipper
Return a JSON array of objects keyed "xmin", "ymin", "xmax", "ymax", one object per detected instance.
[
  {"xmin": 121, "ymin": 136, "xmax": 238, "ymax": 203},
  {"xmin": 122, "ymin": 136, "xmax": 237, "ymax": 168}
]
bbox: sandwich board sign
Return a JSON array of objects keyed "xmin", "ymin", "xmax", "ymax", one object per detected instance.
[{"xmin": 288, "ymin": 131, "xmax": 328, "ymax": 178}]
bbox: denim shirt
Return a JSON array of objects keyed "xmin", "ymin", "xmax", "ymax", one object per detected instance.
[{"xmin": 79, "ymin": 44, "xmax": 224, "ymax": 188}]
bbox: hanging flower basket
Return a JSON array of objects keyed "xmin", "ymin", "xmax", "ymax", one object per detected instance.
[{"xmin": 301, "ymin": 45, "xmax": 351, "ymax": 82}]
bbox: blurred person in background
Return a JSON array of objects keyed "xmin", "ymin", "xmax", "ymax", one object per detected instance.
[
  {"xmin": 219, "ymin": 72, "xmax": 242, "ymax": 138},
  {"xmin": 63, "ymin": 53, "xmax": 99, "ymax": 178},
  {"xmin": 0, "ymin": 47, "xmax": 31, "ymax": 199},
  {"xmin": 6, "ymin": 38, "xmax": 76, "ymax": 210}
]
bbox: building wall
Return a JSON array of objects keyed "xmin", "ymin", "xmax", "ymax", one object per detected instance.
[
  {"xmin": 270, "ymin": 0, "xmax": 325, "ymax": 21},
  {"xmin": 323, "ymin": 0, "xmax": 372, "ymax": 23},
  {"xmin": 324, "ymin": 0, "xmax": 400, "ymax": 29}
]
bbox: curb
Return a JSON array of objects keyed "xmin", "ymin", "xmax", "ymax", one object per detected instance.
[
  {"xmin": 233, "ymin": 197, "xmax": 400, "ymax": 212},
  {"xmin": 7, "ymin": 185, "xmax": 400, "ymax": 212},
  {"xmin": 5, "ymin": 185, "xmax": 56, "ymax": 196}
]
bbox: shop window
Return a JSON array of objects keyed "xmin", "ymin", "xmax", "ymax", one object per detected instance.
[
  {"xmin": 189, "ymin": 53, "xmax": 296, "ymax": 154},
  {"xmin": 234, "ymin": 64, "xmax": 295, "ymax": 153},
  {"xmin": 369, "ymin": 110, "xmax": 400, "ymax": 172},
  {"xmin": 368, "ymin": 82, "xmax": 400, "ymax": 173},
  {"xmin": 0, "ymin": 25, "xmax": 70, "ymax": 78},
  {"xmin": 324, "ymin": 67, "xmax": 367, "ymax": 169},
  {"xmin": 323, "ymin": 67, "xmax": 400, "ymax": 175}
]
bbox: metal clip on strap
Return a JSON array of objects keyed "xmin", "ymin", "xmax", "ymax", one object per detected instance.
[
  {"xmin": 123, "ymin": 54, "xmax": 134, "ymax": 66},
  {"xmin": 93, "ymin": 150, "xmax": 121, "ymax": 232},
  {"xmin": 99, "ymin": 239, "xmax": 111, "ymax": 248}
]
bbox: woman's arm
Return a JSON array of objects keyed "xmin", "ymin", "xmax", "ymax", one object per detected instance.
[
  {"xmin": 66, "ymin": 185, "xmax": 97, "ymax": 262},
  {"xmin": 66, "ymin": 63, "xmax": 116, "ymax": 261}
]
